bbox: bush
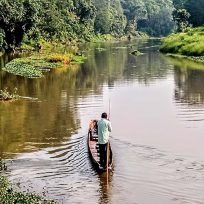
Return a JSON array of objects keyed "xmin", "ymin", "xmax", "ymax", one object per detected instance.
[
  {"xmin": 160, "ymin": 27, "xmax": 204, "ymax": 56},
  {"xmin": 0, "ymin": 176, "xmax": 54, "ymax": 204},
  {"xmin": 46, "ymin": 54, "xmax": 72, "ymax": 64}
]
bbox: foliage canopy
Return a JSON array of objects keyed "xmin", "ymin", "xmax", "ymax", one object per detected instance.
[{"xmin": 0, "ymin": 0, "xmax": 176, "ymax": 51}]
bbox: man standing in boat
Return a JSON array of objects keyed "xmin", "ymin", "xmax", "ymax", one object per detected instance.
[{"xmin": 97, "ymin": 112, "xmax": 112, "ymax": 169}]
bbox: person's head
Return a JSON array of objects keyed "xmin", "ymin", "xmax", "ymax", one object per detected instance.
[{"xmin": 101, "ymin": 112, "xmax": 108, "ymax": 119}]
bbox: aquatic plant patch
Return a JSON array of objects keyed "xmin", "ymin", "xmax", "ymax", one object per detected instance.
[
  {"xmin": 0, "ymin": 176, "xmax": 55, "ymax": 204},
  {"xmin": 3, "ymin": 53, "xmax": 87, "ymax": 78},
  {"xmin": 71, "ymin": 55, "xmax": 87, "ymax": 64},
  {"xmin": 0, "ymin": 160, "xmax": 7, "ymax": 171},
  {"xmin": 3, "ymin": 58, "xmax": 44, "ymax": 78},
  {"xmin": 0, "ymin": 88, "xmax": 19, "ymax": 101},
  {"xmin": 131, "ymin": 50, "xmax": 143, "ymax": 56}
]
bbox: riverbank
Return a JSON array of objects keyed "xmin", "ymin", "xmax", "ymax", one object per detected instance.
[
  {"xmin": 1, "ymin": 33, "xmax": 149, "ymax": 78},
  {"xmin": 0, "ymin": 176, "xmax": 54, "ymax": 204},
  {"xmin": 0, "ymin": 160, "xmax": 54, "ymax": 204},
  {"xmin": 160, "ymin": 27, "xmax": 204, "ymax": 63},
  {"xmin": 1, "ymin": 39, "xmax": 87, "ymax": 78}
]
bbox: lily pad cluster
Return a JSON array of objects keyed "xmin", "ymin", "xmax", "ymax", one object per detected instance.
[
  {"xmin": 3, "ymin": 58, "xmax": 44, "ymax": 78},
  {"xmin": 3, "ymin": 53, "xmax": 87, "ymax": 78}
]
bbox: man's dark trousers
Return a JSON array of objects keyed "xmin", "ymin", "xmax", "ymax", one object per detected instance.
[{"xmin": 99, "ymin": 143, "xmax": 107, "ymax": 168}]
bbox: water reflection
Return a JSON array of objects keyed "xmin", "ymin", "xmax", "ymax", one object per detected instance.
[
  {"xmin": 1, "ymin": 40, "xmax": 204, "ymax": 203},
  {"xmin": 123, "ymin": 51, "xmax": 172, "ymax": 85},
  {"xmin": 166, "ymin": 56, "xmax": 204, "ymax": 126},
  {"xmin": 165, "ymin": 56, "xmax": 204, "ymax": 105},
  {"xmin": 174, "ymin": 67, "xmax": 204, "ymax": 105},
  {"xmin": 0, "ymin": 40, "xmax": 170, "ymax": 158},
  {"xmin": 98, "ymin": 173, "xmax": 113, "ymax": 204}
]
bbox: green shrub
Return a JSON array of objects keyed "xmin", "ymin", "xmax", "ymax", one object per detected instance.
[
  {"xmin": 160, "ymin": 27, "xmax": 204, "ymax": 56},
  {"xmin": 0, "ymin": 176, "xmax": 54, "ymax": 204}
]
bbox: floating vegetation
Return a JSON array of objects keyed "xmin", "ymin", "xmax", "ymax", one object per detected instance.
[
  {"xmin": 71, "ymin": 55, "xmax": 87, "ymax": 64},
  {"xmin": 0, "ymin": 88, "xmax": 19, "ymax": 101},
  {"xmin": 0, "ymin": 159, "xmax": 54, "ymax": 203},
  {"xmin": 0, "ymin": 159, "xmax": 7, "ymax": 171},
  {"xmin": 0, "ymin": 176, "xmax": 55, "ymax": 204},
  {"xmin": 3, "ymin": 53, "xmax": 87, "ymax": 78},
  {"xmin": 131, "ymin": 50, "xmax": 143, "ymax": 56},
  {"xmin": 4, "ymin": 58, "xmax": 44, "ymax": 78}
]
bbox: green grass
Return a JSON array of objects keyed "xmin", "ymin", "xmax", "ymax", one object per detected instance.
[
  {"xmin": 160, "ymin": 27, "xmax": 204, "ymax": 57},
  {"xmin": 91, "ymin": 34, "xmax": 115, "ymax": 42}
]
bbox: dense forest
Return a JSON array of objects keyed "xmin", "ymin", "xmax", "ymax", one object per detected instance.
[
  {"xmin": 0, "ymin": 0, "xmax": 175, "ymax": 51},
  {"xmin": 1, "ymin": 0, "xmax": 204, "ymax": 52},
  {"xmin": 172, "ymin": 0, "xmax": 204, "ymax": 32},
  {"xmin": 160, "ymin": 0, "xmax": 204, "ymax": 57}
]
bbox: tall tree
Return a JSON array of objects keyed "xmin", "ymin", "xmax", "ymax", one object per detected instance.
[
  {"xmin": 138, "ymin": 0, "xmax": 175, "ymax": 36},
  {"xmin": 184, "ymin": 0, "xmax": 204, "ymax": 27},
  {"xmin": 0, "ymin": 0, "xmax": 39, "ymax": 51},
  {"xmin": 94, "ymin": 0, "xmax": 126, "ymax": 35},
  {"xmin": 121, "ymin": 0, "xmax": 147, "ymax": 34}
]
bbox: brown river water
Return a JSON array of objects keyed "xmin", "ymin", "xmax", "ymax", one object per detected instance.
[{"xmin": 1, "ymin": 40, "xmax": 204, "ymax": 204}]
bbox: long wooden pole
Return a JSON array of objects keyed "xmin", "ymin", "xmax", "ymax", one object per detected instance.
[
  {"xmin": 107, "ymin": 98, "xmax": 111, "ymax": 181},
  {"xmin": 109, "ymin": 98, "xmax": 111, "ymax": 119},
  {"xmin": 106, "ymin": 142, "xmax": 109, "ymax": 180}
]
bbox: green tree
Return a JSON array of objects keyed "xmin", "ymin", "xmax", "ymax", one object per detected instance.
[
  {"xmin": 138, "ymin": 0, "xmax": 175, "ymax": 36},
  {"xmin": 121, "ymin": 0, "xmax": 146, "ymax": 34},
  {"xmin": 172, "ymin": 8, "xmax": 190, "ymax": 32},
  {"xmin": 173, "ymin": 0, "xmax": 187, "ymax": 8},
  {"xmin": 172, "ymin": 0, "xmax": 204, "ymax": 30},
  {"xmin": 0, "ymin": 0, "xmax": 39, "ymax": 51},
  {"xmin": 184, "ymin": 0, "xmax": 204, "ymax": 27},
  {"xmin": 94, "ymin": 0, "xmax": 126, "ymax": 35}
]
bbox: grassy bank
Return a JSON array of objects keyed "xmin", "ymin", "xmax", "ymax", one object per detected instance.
[
  {"xmin": 160, "ymin": 27, "xmax": 204, "ymax": 57},
  {"xmin": 0, "ymin": 176, "xmax": 54, "ymax": 204},
  {"xmin": 0, "ymin": 160, "xmax": 54, "ymax": 204}
]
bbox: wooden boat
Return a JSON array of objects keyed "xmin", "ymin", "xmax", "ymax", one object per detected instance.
[{"xmin": 88, "ymin": 120, "xmax": 113, "ymax": 172}]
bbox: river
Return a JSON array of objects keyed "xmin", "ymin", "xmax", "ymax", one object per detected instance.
[{"xmin": 0, "ymin": 40, "xmax": 204, "ymax": 204}]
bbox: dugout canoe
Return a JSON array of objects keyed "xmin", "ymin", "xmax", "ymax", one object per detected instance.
[{"xmin": 87, "ymin": 121, "xmax": 113, "ymax": 172}]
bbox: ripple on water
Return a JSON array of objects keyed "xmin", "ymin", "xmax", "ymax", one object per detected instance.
[
  {"xmin": 175, "ymin": 101, "xmax": 204, "ymax": 128},
  {"xmin": 7, "ymin": 134, "xmax": 100, "ymax": 203},
  {"xmin": 112, "ymin": 137, "xmax": 204, "ymax": 204}
]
